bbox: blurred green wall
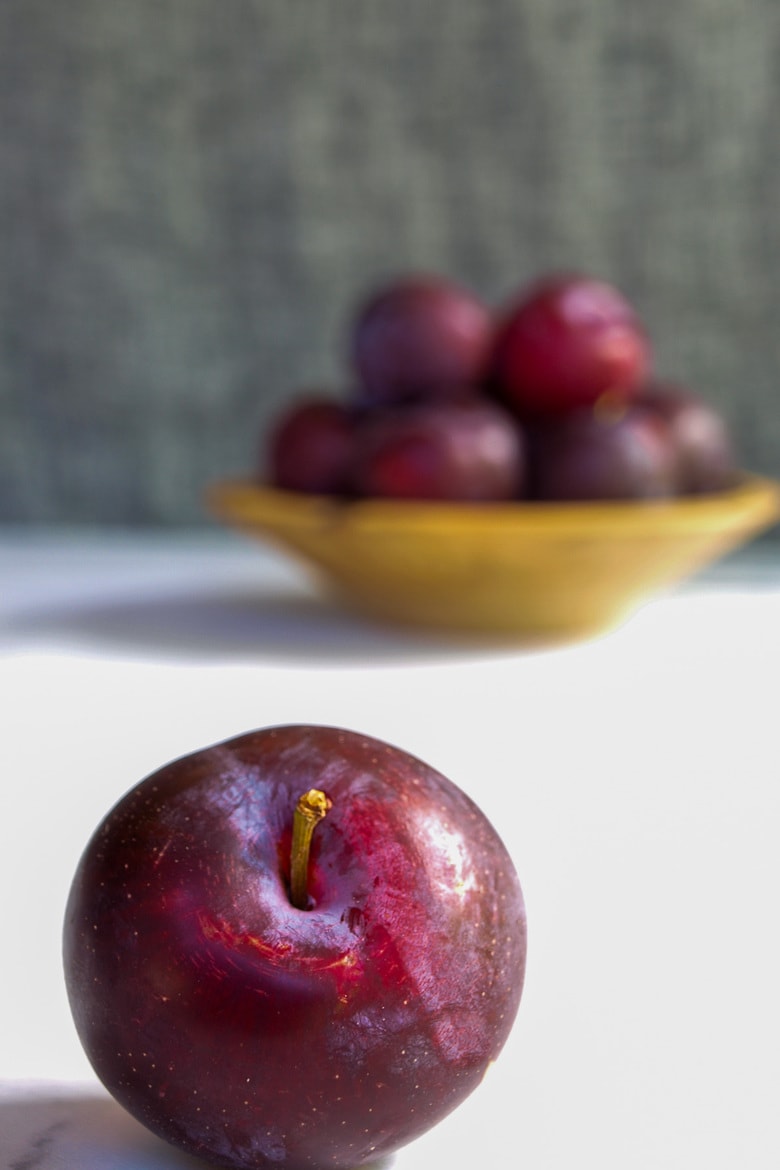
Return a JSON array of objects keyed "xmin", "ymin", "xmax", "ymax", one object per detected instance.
[{"xmin": 1, "ymin": 0, "xmax": 778, "ymax": 525}]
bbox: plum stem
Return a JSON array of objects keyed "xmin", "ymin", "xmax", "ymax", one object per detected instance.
[{"xmin": 290, "ymin": 789, "xmax": 332, "ymax": 909}]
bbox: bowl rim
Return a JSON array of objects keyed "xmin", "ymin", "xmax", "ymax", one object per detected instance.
[{"xmin": 206, "ymin": 473, "xmax": 780, "ymax": 537}]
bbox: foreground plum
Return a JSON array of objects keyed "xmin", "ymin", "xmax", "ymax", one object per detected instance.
[{"xmin": 63, "ymin": 725, "xmax": 526, "ymax": 1170}]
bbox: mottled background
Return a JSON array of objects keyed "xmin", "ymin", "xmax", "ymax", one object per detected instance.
[{"xmin": 1, "ymin": 1, "xmax": 778, "ymax": 527}]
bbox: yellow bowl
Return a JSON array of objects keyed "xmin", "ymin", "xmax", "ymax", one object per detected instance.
[{"xmin": 206, "ymin": 475, "xmax": 780, "ymax": 640}]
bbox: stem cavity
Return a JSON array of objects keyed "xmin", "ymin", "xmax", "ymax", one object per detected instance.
[{"xmin": 290, "ymin": 789, "xmax": 332, "ymax": 909}]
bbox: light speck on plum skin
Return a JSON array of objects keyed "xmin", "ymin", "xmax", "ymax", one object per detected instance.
[{"xmin": 64, "ymin": 725, "xmax": 526, "ymax": 1170}]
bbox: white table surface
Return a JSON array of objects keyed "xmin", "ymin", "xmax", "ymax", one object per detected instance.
[{"xmin": 2, "ymin": 526, "xmax": 779, "ymax": 1169}]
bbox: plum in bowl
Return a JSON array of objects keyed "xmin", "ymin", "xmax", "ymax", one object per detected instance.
[{"xmin": 209, "ymin": 272, "xmax": 780, "ymax": 640}]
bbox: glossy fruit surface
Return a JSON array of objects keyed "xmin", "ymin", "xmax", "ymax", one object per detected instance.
[
  {"xmin": 353, "ymin": 401, "xmax": 526, "ymax": 500},
  {"xmin": 639, "ymin": 384, "xmax": 737, "ymax": 494},
  {"xmin": 530, "ymin": 404, "xmax": 677, "ymax": 501},
  {"xmin": 268, "ymin": 397, "xmax": 357, "ymax": 494},
  {"xmin": 491, "ymin": 274, "xmax": 650, "ymax": 416},
  {"xmin": 351, "ymin": 276, "xmax": 492, "ymax": 406},
  {"xmin": 63, "ymin": 725, "xmax": 526, "ymax": 1170}
]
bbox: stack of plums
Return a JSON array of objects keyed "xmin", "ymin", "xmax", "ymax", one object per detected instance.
[{"xmin": 264, "ymin": 273, "xmax": 737, "ymax": 502}]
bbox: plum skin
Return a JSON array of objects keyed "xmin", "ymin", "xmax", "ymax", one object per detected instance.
[
  {"xmin": 351, "ymin": 276, "xmax": 493, "ymax": 406},
  {"xmin": 63, "ymin": 725, "xmax": 526, "ymax": 1170},
  {"xmin": 267, "ymin": 397, "xmax": 357, "ymax": 495},
  {"xmin": 638, "ymin": 384, "xmax": 737, "ymax": 494},
  {"xmin": 491, "ymin": 273, "xmax": 651, "ymax": 416},
  {"xmin": 352, "ymin": 401, "xmax": 527, "ymax": 501},
  {"xmin": 529, "ymin": 405, "xmax": 678, "ymax": 501}
]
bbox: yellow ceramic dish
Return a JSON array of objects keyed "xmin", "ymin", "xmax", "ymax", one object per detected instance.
[{"xmin": 206, "ymin": 475, "xmax": 780, "ymax": 640}]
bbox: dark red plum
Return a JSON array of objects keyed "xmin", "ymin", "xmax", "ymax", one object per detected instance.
[
  {"xmin": 530, "ymin": 403, "xmax": 677, "ymax": 501},
  {"xmin": 351, "ymin": 276, "xmax": 493, "ymax": 406},
  {"xmin": 638, "ymin": 383, "xmax": 737, "ymax": 494},
  {"xmin": 267, "ymin": 397, "xmax": 357, "ymax": 494},
  {"xmin": 63, "ymin": 725, "xmax": 526, "ymax": 1170},
  {"xmin": 352, "ymin": 401, "xmax": 527, "ymax": 501},
  {"xmin": 491, "ymin": 274, "xmax": 651, "ymax": 416}
]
